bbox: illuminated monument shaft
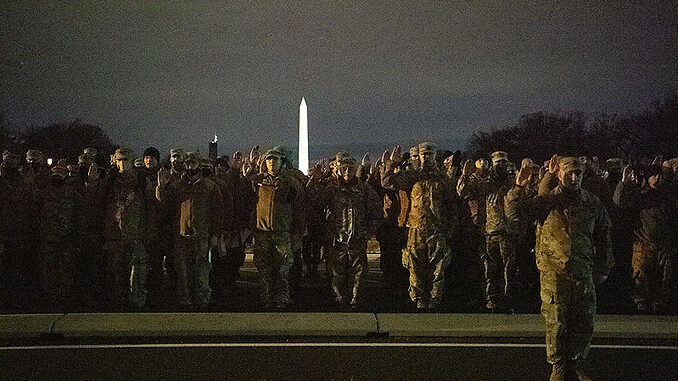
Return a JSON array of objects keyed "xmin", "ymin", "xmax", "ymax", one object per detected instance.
[{"xmin": 299, "ymin": 97, "xmax": 309, "ymax": 174}]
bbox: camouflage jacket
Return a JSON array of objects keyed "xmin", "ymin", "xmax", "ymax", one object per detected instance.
[
  {"xmin": 101, "ymin": 171, "xmax": 147, "ymax": 242},
  {"xmin": 316, "ymin": 177, "xmax": 381, "ymax": 245},
  {"xmin": 381, "ymin": 165, "xmax": 458, "ymax": 235},
  {"xmin": 249, "ymin": 171, "xmax": 305, "ymax": 236},
  {"xmin": 39, "ymin": 184, "xmax": 78, "ymax": 246},
  {"xmin": 613, "ymin": 181, "xmax": 675, "ymax": 250},
  {"xmin": 457, "ymin": 171, "xmax": 512, "ymax": 235},
  {"xmin": 157, "ymin": 173, "xmax": 224, "ymax": 240},
  {"xmin": 504, "ymin": 185, "xmax": 536, "ymax": 236},
  {"xmin": 517, "ymin": 172, "xmax": 614, "ymax": 277},
  {"xmin": 456, "ymin": 172, "xmax": 489, "ymax": 229}
]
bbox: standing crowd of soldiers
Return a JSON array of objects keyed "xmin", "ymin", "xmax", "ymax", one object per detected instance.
[{"xmin": 1, "ymin": 144, "xmax": 676, "ymax": 315}]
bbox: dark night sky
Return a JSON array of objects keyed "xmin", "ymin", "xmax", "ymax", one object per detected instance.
[{"xmin": 1, "ymin": 1, "xmax": 676, "ymax": 155}]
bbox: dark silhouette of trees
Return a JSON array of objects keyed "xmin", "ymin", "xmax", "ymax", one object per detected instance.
[
  {"xmin": 467, "ymin": 93, "xmax": 678, "ymax": 163},
  {"xmin": 25, "ymin": 119, "xmax": 117, "ymax": 159},
  {"xmin": 1, "ymin": 119, "xmax": 117, "ymax": 165}
]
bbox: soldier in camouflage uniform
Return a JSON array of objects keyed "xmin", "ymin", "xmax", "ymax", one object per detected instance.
[
  {"xmin": 249, "ymin": 147, "xmax": 305, "ymax": 309},
  {"xmin": 157, "ymin": 152, "xmax": 223, "ymax": 309},
  {"xmin": 315, "ymin": 152, "xmax": 381, "ymax": 308},
  {"xmin": 613, "ymin": 163, "xmax": 675, "ymax": 313},
  {"xmin": 88, "ymin": 148, "xmax": 148, "ymax": 310},
  {"xmin": 513, "ymin": 155, "xmax": 614, "ymax": 381},
  {"xmin": 381, "ymin": 142, "xmax": 459, "ymax": 309},
  {"xmin": 458, "ymin": 151, "xmax": 518, "ymax": 311},
  {"xmin": 37, "ymin": 165, "xmax": 78, "ymax": 306}
]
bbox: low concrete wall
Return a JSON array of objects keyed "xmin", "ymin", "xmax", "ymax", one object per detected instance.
[
  {"xmin": 0, "ymin": 314, "xmax": 63, "ymax": 339},
  {"xmin": 2, "ymin": 313, "xmax": 676, "ymax": 341},
  {"xmin": 51, "ymin": 312, "xmax": 378, "ymax": 338}
]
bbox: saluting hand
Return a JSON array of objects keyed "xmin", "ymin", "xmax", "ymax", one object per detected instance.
[{"xmin": 157, "ymin": 167, "xmax": 169, "ymax": 186}]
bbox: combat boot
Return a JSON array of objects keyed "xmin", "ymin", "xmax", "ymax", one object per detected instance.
[{"xmin": 549, "ymin": 360, "xmax": 568, "ymax": 381}]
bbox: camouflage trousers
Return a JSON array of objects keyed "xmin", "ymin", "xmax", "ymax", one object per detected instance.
[
  {"xmin": 484, "ymin": 233, "xmax": 517, "ymax": 308},
  {"xmin": 403, "ymin": 228, "xmax": 451, "ymax": 307},
  {"xmin": 104, "ymin": 239, "xmax": 148, "ymax": 309},
  {"xmin": 540, "ymin": 271, "xmax": 595, "ymax": 364},
  {"xmin": 173, "ymin": 236, "xmax": 212, "ymax": 307},
  {"xmin": 631, "ymin": 240, "xmax": 673, "ymax": 311},
  {"xmin": 327, "ymin": 239, "xmax": 368, "ymax": 305},
  {"xmin": 253, "ymin": 230, "xmax": 294, "ymax": 308},
  {"xmin": 39, "ymin": 241, "xmax": 76, "ymax": 301}
]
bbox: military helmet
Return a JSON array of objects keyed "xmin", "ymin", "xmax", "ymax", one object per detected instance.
[
  {"xmin": 25, "ymin": 149, "xmax": 45, "ymax": 163},
  {"xmin": 78, "ymin": 153, "xmax": 95, "ymax": 165},
  {"xmin": 169, "ymin": 148, "xmax": 186, "ymax": 159},
  {"xmin": 418, "ymin": 142, "xmax": 436, "ymax": 154},
  {"xmin": 558, "ymin": 157, "xmax": 584, "ymax": 173},
  {"xmin": 83, "ymin": 147, "xmax": 98, "ymax": 156},
  {"xmin": 184, "ymin": 151, "xmax": 201, "ymax": 164},
  {"xmin": 264, "ymin": 147, "xmax": 286, "ymax": 160},
  {"xmin": 490, "ymin": 151, "xmax": 508, "ymax": 165},
  {"xmin": 113, "ymin": 147, "xmax": 134, "ymax": 160},
  {"xmin": 335, "ymin": 151, "xmax": 356, "ymax": 166}
]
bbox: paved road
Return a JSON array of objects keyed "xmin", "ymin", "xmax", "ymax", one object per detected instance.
[{"xmin": 1, "ymin": 340, "xmax": 675, "ymax": 380}]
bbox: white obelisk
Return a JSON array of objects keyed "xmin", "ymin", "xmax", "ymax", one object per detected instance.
[{"xmin": 299, "ymin": 97, "xmax": 309, "ymax": 174}]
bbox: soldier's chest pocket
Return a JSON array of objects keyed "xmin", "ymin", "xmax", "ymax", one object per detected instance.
[{"xmin": 411, "ymin": 182, "xmax": 429, "ymax": 203}]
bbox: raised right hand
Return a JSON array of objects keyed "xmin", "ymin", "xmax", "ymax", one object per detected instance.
[
  {"xmin": 157, "ymin": 167, "xmax": 169, "ymax": 186},
  {"xmin": 548, "ymin": 154, "xmax": 559, "ymax": 174},
  {"xmin": 461, "ymin": 159, "xmax": 474, "ymax": 176}
]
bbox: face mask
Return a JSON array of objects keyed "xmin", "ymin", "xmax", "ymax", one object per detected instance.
[{"xmin": 187, "ymin": 168, "xmax": 200, "ymax": 177}]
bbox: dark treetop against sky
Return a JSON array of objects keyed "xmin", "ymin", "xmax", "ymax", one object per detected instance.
[{"xmin": 1, "ymin": 1, "xmax": 676, "ymax": 154}]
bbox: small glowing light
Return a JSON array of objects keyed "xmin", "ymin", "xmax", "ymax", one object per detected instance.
[
  {"xmin": 213, "ymin": 135, "xmax": 218, "ymax": 143},
  {"xmin": 47, "ymin": 158, "xmax": 53, "ymax": 166}
]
